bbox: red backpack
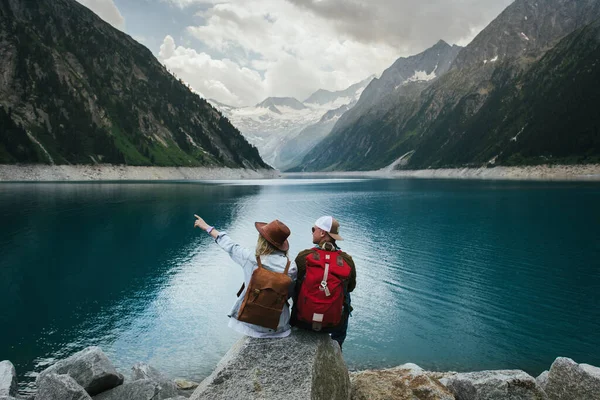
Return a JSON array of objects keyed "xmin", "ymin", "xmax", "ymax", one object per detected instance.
[{"xmin": 296, "ymin": 248, "xmax": 351, "ymax": 330}]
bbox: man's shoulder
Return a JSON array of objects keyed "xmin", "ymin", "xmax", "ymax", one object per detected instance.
[
  {"xmin": 296, "ymin": 248, "xmax": 316, "ymax": 259},
  {"xmin": 339, "ymin": 251, "xmax": 355, "ymax": 265}
]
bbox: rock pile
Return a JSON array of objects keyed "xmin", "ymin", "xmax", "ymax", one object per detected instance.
[
  {"xmin": 351, "ymin": 358, "xmax": 600, "ymax": 400},
  {"xmin": 1, "ymin": 347, "xmax": 197, "ymax": 400},
  {"xmin": 2, "ymin": 333, "xmax": 599, "ymax": 400}
]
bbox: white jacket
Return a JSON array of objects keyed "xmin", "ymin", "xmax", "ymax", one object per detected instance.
[{"xmin": 215, "ymin": 232, "xmax": 298, "ymax": 338}]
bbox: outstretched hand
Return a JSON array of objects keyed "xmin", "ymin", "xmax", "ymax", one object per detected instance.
[{"xmin": 194, "ymin": 214, "xmax": 209, "ymax": 230}]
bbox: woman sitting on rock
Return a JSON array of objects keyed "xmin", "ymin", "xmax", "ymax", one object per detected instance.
[{"xmin": 194, "ymin": 215, "xmax": 297, "ymax": 338}]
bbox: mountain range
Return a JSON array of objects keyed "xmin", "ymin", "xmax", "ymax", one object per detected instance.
[
  {"xmin": 209, "ymin": 77, "xmax": 373, "ymax": 169},
  {"xmin": 0, "ymin": 0, "xmax": 267, "ymax": 169},
  {"xmin": 1, "ymin": 0, "xmax": 598, "ymax": 172},
  {"xmin": 294, "ymin": 0, "xmax": 600, "ymax": 171}
]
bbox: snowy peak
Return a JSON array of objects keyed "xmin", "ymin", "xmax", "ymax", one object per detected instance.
[
  {"xmin": 353, "ymin": 40, "xmax": 462, "ymax": 110},
  {"xmin": 386, "ymin": 39, "xmax": 459, "ymax": 83},
  {"xmin": 304, "ymin": 76, "xmax": 374, "ymax": 105},
  {"xmin": 256, "ymin": 97, "xmax": 307, "ymax": 111},
  {"xmin": 211, "ymin": 77, "xmax": 373, "ymax": 168}
]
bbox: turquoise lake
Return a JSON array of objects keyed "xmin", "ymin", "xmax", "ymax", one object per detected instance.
[{"xmin": 1, "ymin": 178, "xmax": 599, "ymax": 393}]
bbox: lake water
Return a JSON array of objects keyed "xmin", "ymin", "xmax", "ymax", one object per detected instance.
[{"xmin": 1, "ymin": 178, "xmax": 600, "ymax": 393}]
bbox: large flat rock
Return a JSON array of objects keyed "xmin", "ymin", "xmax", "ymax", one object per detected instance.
[
  {"xmin": 0, "ymin": 361, "xmax": 18, "ymax": 397},
  {"xmin": 443, "ymin": 370, "xmax": 547, "ymax": 400},
  {"xmin": 190, "ymin": 329, "xmax": 350, "ymax": 400},
  {"xmin": 351, "ymin": 363, "xmax": 455, "ymax": 400},
  {"xmin": 36, "ymin": 347, "xmax": 123, "ymax": 396},
  {"xmin": 544, "ymin": 357, "xmax": 600, "ymax": 400}
]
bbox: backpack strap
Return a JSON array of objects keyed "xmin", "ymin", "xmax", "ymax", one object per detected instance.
[
  {"xmin": 236, "ymin": 283, "xmax": 245, "ymax": 297},
  {"xmin": 320, "ymin": 252, "xmax": 331, "ymax": 297}
]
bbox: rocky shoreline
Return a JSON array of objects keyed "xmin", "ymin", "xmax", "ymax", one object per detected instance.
[
  {"xmin": 286, "ymin": 164, "xmax": 600, "ymax": 181},
  {"xmin": 2, "ymin": 333, "xmax": 599, "ymax": 400},
  {"xmin": 1, "ymin": 163, "xmax": 600, "ymax": 182},
  {"xmin": 351, "ymin": 358, "xmax": 600, "ymax": 400},
  {"xmin": 0, "ymin": 165, "xmax": 277, "ymax": 182}
]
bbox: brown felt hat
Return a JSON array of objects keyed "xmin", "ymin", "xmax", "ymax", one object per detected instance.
[{"xmin": 255, "ymin": 219, "xmax": 290, "ymax": 252}]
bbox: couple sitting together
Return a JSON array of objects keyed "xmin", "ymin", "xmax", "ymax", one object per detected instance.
[{"xmin": 194, "ymin": 215, "xmax": 356, "ymax": 349}]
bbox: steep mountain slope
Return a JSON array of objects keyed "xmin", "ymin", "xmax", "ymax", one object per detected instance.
[
  {"xmin": 322, "ymin": 40, "xmax": 462, "ymax": 147},
  {"xmin": 411, "ymin": 19, "xmax": 600, "ymax": 167},
  {"xmin": 299, "ymin": 0, "xmax": 600, "ymax": 171},
  {"xmin": 212, "ymin": 76, "xmax": 372, "ymax": 168},
  {"xmin": 0, "ymin": 0, "xmax": 268, "ymax": 168}
]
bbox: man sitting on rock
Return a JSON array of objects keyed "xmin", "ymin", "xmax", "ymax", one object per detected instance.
[{"xmin": 291, "ymin": 216, "xmax": 356, "ymax": 349}]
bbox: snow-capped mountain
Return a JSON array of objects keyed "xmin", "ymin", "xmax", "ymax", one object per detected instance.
[{"xmin": 209, "ymin": 76, "xmax": 373, "ymax": 169}]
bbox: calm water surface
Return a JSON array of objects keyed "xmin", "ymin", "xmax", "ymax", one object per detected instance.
[{"xmin": 1, "ymin": 178, "xmax": 599, "ymax": 393}]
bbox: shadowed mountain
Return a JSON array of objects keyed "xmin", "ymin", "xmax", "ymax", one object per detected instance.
[{"xmin": 296, "ymin": 0, "xmax": 600, "ymax": 171}]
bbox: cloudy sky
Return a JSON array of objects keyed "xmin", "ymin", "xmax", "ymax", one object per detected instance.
[{"xmin": 77, "ymin": 0, "xmax": 514, "ymax": 107}]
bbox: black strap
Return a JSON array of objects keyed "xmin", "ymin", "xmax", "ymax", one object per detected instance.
[{"xmin": 236, "ymin": 283, "xmax": 245, "ymax": 297}]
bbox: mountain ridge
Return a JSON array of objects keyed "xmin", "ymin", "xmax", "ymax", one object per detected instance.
[{"xmin": 296, "ymin": 0, "xmax": 600, "ymax": 171}]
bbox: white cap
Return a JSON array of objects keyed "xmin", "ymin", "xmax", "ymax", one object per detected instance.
[{"xmin": 314, "ymin": 216, "xmax": 343, "ymax": 241}]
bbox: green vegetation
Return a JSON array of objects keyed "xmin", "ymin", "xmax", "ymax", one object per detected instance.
[
  {"xmin": 0, "ymin": 106, "xmax": 42, "ymax": 163},
  {"xmin": 0, "ymin": 0, "xmax": 268, "ymax": 169}
]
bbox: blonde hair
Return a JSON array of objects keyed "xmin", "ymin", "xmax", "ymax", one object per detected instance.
[{"xmin": 255, "ymin": 234, "xmax": 287, "ymax": 256}]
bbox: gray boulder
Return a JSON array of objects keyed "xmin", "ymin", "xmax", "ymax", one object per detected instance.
[
  {"xmin": 189, "ymin": 329, "xmax": 350, "ymax": 400},
  {"xmin": 443, "ymin": 370, "xmax": 547, "ymax": 399},
  {"xmin": 536, "ymin": 371, "xmax": 549, "ymax": 391},
  {"xmin": 0, "ymin": 361, "xmax": 18, "ymax": 397},
  {"xmin": 36, "ymin": 347, "xmax": 123, "ymax": 396},
  {"xmin": 131, "ymin": 363, "xmax": 178, "ymax": 399},
  {"xmin": 36, "ymin": 373, "xmax": 92, "ymax": 400},
  {"xmin": 544, "ymin": 357, "xmax": 600, "ymax": 400},
  {"xmin": 92, "ymin": 379, "xmax": 159, "ymax": 400},
  {"xmin": 174, "ymin": 379, "xmax": 198, "ymax": 391},
  {"xmin": 350, "ymin": 363, "xmax": 455, "ymax": 400},
  {"xmin": 0, "ymin": 396, "xmax": 18, "ymax": 400},
  {"xmin": 163, "ymin": 398, "xmax": 187, "ymax": 400}
]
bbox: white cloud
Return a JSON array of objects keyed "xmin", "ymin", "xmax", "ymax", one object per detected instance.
[
  {"xmin": 160, "ymin": 1, "xmax": 399, "ymax": 106},
  {"xmin": 156, "ymin": 0, "xmax": 513, "ymax": 106},
  {"xmin": 76, "ymin": 0, "xmax": 125, "ymax": 30},
  {"xmin": 159, "ymin": 35, "xmax": 265, "ymax": 107}
]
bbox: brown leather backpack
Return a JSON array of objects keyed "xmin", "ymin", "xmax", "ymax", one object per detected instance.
[{"xmin": 237, "ymin": 256, "xmax": 292, "ymax": 330}]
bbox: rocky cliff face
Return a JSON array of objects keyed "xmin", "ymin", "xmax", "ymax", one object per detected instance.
[
  {"xmin": 0, "ymin": 0, "xmax": 268, "ymax": 169},
  {"xmin": 451, "ymin": 0, "xmax": 600, "ymax": 70},
  {"xmin": 298, "ymin": 0, "xmax": 600, "ymax": 171},
  {"xmin": 295, "ymin": 40, "xmax": 463, "ymax": 171},
  {"xmin": 330, "ymin": 40, "xmax": 462, "ymax": 139},
  {"xmin": 408, "ymin": 19, "xmax": 600, "ymax": 168}
]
